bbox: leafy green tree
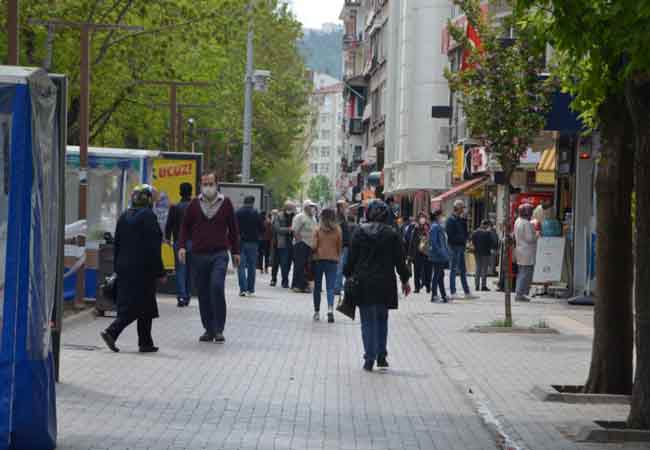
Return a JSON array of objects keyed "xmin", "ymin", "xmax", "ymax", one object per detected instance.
[
  {"xmin": 307, "ymin": 175, "xmax": 332, "ymax": 206},
  {"xmin": 5, "ymin": 0, "xmax": 309, "ymax": 190},
  {"xmin": 518, "ymin": 2, "xmax": 650, "ymax": 424},
  {"xmin": 445, "ymin": 0, "xmax": 552, "ymax": 324}
]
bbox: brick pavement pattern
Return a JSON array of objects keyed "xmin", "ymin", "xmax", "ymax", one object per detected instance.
[{"xmin": 57, "ymin": 272, "xmax": 498, "ymax": 450}]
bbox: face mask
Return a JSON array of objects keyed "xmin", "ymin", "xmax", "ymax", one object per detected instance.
[
  {"xmin": 202, "ymin": 185, "xmax": 217, "ymax": 199},
  {"xmin": 419, "ymin": 218, "xmax": 426, "ymax": 225}
]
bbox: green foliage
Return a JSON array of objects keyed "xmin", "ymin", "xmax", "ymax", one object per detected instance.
[
  {"xmin": 299, "ymin": 27, "xmax": 343, "ymax": 78},
  {"xmin": 307, "ymin": 175, "xmax": 332, "ymax": 205},
  {"xmin": 517, "ymin": 0, "xmax": 650, "ymax": 126},
  {"xmin": 5, "ymin": 0, "xmax": 309, "ymax": 187},
  {"xmin": 445, "ymin": 0, "xmax": 553, "ymax": 176}
]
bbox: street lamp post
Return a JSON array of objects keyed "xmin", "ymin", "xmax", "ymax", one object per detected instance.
[{"xmin": 241, "ymin": 0, "xmax": 255, "ymax": 184}]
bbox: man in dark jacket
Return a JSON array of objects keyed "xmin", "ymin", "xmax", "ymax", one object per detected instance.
[
  {"xmin": 272, "ymin": 201, "xmax": 296, "ymax": 288},
  {"xmin": 101, "ymin": 185, "xmax": 165, "ymax": 353},
  {"xmin": 445, "ymin": 200, "xmax": 477, "ymax": 299},
  {"xmin": 165, "ymin": 182, "xmax": 193, "ymax": 307},
  {"xmin": 471, "ymin": 220, "xmax": 498, "ymax": 291},
  {"xmin": 236, "ymin": 196, "xmax": 265, "ymax": 297},
  {"xmin": 344, "ymin": 200, "xmax": 411, "ymax": 372}
]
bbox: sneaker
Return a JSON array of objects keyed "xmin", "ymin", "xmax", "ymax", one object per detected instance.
[
  {"xmin": 481, "ymin": 287, "xmax": 491, "ymax": 292},
  {"xmin": 430, "ymin": 295, "xmax": 439, "ymax": 303},
  {"xmin": 239, "ymin": 291, "xmax": 247, "ymax": 297},
  {"xmin": 214, "ymin": 333, "xmax": 226, "ymax": 343},
  {"xmin": 199, "ymin": 332, "xmax": 214, "ymax": 342},
  {"xmin": 313, "ymin": 312, "xmax": 320, "ymax": 322},
  {"xmin": 449, "ymin": 293, "xmax": 461, "ymax": 300},
  {"xmin": 247, "ymin": 292, "xmax": 255, "ymax": 297},
  {"xmin": 442, "ymin": 297, "xmax": 449, "ymax": 303},
  {"xmin": 183, "ymin": 298, "xmax": 191, "ymax": 307},
  {"xmin": 377, "ymin": 357, "xmax": 389, "ymax": 370},
  {"xmin": 100, "ymin": 331, "xmax": 119, "ymax": 353},
  {"xmin": 327, "ymin": 312, "xmax": 334, "ymax": 323},
  {"xmin": 363, "ymin": 360, "xmax": 374, "ymax": 372},
  {"xmin": 177, "ymin": 299, "xmax": 185, "ymax": 307},
  {"xmin": 139, "ymin": 346, "xmax": 159, "ymax": 353}
]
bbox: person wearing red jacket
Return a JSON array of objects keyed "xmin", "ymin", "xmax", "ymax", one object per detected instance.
[{"xmin": 178, "ymin": 172, "xmax": 240, "ymax": 344}]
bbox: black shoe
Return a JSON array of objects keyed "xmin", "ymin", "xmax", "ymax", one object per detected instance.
[
  {"xmin": 139, "ymin": 346, "xmax": 159, "ymax": 353},
  {"xmin": 270, "ymin": 280, "xmax": 277, "ymax": 287},
  {"xmin": 214, "ymin": 333, "xmax": 226, "ymax": 344},
  {"xmin": 327, "ymin": 312, "xmax": 334, "ymax": 323},
  {"xmin": 442, "ymin": 298, "xmax": 449, "ymax": 303},
  {"xmin": 100, "ymin": 331, "xmax": 119, "ymax": 353},
  {"xmin": 177, "ymin": 299, "xmax": 184, "ymax": 307},
  {"xmin": 426, "ymin": 288, "xmax": 431, "ymax": 294},
  {"xmin": 184, "ymin": 299, "xmax": 191, "ymax": 306},
  {"xmin": 414, "ymin": 289, "xmax": 420, "ymax": 294},
  {"xmin": 363, "ymin": 360, "xmax": 374, "ymax": 372},
  {"xmin": 377, "ymin": 357, "xmax": 389, "ymax": 370},
  {"xmin": 481, "ymin": 287, "xmax": 491, "ymax": 292},
  {"xmin": 199, "ymin": 332, "xmax": 214, "ymax": 342}
]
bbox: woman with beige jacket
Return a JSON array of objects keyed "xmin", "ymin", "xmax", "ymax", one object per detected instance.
[{"xmin": 311, "ymin": 208, "xmax": 343, "ymax": 323}]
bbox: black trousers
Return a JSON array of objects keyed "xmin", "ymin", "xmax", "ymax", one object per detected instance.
[
  {"xmin": 414, "ymin": 253, "xmax": 433, "ymax": 292},
  {"xmin": 258, "ymin": 240, "xmax": 271, "ymax": 270},
  {"xmin": 292, "ymin": 242, "xmax": 311, "ymax": 290},
  {"xmin": 106, "ymin": 316, "xmax": 154, "ymax": 347}
]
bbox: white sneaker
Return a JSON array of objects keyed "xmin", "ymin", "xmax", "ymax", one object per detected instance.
[
  {"xmin": 313, "ymin": 312, "xmax": 320, "ymax": 322},
  {"xmin": 247, "ymin": 292, "xmax": 255, "ymax": 297}
]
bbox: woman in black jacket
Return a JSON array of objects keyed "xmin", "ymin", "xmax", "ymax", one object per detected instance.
[
  {"xmin": 101, "ymin": 185, "xmax": 166, "ymax": 353},
  {"xmin": 344, "ymin": 200, "xmax": 412, "ymax": 372}
]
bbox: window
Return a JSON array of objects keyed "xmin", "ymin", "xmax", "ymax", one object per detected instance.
[
  {"xmin": 321, "ymin": 164, "xmax": 330, "ymax": 174},
  {"xmin": 320, "ymin": 113, "xmax": 331, "ymax": 125},
  {"xmin": 311, "ymin": 163, "xmax": 319, "ymax": 174},
  {"xmin": 321, "ymin": 130, "xmax": 331, "ymax": 140},
  {"xmin": 321, "ymin": 147, "xmax": 331, "ymax": 158}
]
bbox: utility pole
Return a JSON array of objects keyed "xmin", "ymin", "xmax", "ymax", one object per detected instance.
[
  {"xmin": 137, "ymin": 81, "xmax": 213, "ymax": 151},
  {"xmin": 147, "ymin": 102, "xmax": 217, "ymax": 151},
  {"xmin": 241, "ymin": 0, "xmax": 255, "ymax": 184},
  {"xmin": 30, "ymin": 19, "xmax": 142, "ymax": 222},
  {"xmin": 7, "ymin": 0, "xmax": 19, "ymax": 64}
]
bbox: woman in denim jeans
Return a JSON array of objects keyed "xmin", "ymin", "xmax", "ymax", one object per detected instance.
[
  {"xmin": 311, "ymin": 209, "xmax": 342, "ymax": 323},
  {"xmin": 344, "ymin": 200, "xmax": 411, "ymax": 372},
  {"xmin": 429, "ymin": 210, "xmax": 450, "ymax": 303}
]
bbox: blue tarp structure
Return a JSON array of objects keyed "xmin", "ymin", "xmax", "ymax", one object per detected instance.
[{"xmin": 0, "ymin": 67, "xmax": 62, "ymax": 450}]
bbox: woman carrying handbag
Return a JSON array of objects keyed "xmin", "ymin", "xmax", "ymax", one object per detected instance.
[{"xmin": 429, "ymin": 210, "xmax": 450, "ymax": 303}]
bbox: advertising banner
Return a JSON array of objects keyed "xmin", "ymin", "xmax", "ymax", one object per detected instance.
[{"xmin": 151, "ymin": 156, "xmax": 200, "ymax": 270}]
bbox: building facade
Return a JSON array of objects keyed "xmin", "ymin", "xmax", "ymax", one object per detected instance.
[{"xmin": 306, "ymin": 72, "xmax": 345, "ymax": 205}]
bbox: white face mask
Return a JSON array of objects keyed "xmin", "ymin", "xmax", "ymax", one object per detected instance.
[
  {"xmin": 201, "ymin": 185, "xmax": 217, "ymax": 199},
  {"xmin": 419, "ymin": 218, "xmax": 426, "ymax": 225}
]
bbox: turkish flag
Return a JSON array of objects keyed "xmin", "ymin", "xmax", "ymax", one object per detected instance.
[{"xmin": 460, "ymin": 22, "xmax": 482, "ymax": 71}]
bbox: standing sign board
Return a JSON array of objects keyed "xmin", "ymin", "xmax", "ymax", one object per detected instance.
[
  {"xmin": 533, "ymin": 237, "xmax": 566, "ymax": 283},
  {"xmin": 150, "ymin": 153, "xmax": 202, "ymax": 270},
  {"xmin": 218, "ymin": 183, "xmax": 265, "ymax": 211}
]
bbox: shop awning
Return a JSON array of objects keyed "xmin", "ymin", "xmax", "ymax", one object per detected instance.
[{"xmin": 431, "ymin": 176, "xmax": 489, "ymax": 210}]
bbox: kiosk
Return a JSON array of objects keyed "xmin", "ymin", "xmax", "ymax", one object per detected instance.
[{"xmin": 0, "ymin": 66, "xmax": 66, "ymax": 450}]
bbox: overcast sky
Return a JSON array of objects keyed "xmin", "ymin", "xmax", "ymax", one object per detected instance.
[{"xmin": 290, "ymin": 0, "xmax": 341, "ymax": 29}]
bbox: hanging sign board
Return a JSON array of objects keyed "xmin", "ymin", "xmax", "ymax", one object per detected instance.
[{"xmin": 533, "ymin": 237, "xmax": 565, "ymax": 283}]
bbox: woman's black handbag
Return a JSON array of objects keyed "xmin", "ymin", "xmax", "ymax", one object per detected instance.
[{"xmin": 338, "ymin": 277, "xmax": 360, "ymax": 320}]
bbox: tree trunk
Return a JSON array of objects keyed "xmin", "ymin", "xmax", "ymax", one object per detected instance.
[
  {"xmin": 625, "ymin": 76, "xmax": 650, "ymax": 429},
  {"xmin": 502, "ymin": 178, "xmax": 513, "ymax": 325},
  {"xmin": 583, "ymin": 94, "xmax": 634, "ymax": 395}
]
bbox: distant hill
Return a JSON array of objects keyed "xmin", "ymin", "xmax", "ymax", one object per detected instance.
[{"xmin": 299, "ymin": 27, "xmax": 343, "ymax": 79}]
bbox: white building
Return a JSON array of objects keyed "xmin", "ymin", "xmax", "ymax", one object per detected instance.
[
  {"xmin": 384, "ymin": 0, "xmax": 451, "ymax": 209},
  {"xmin": 306, "ymin": 73, "xmax": 345, "ymax": 205}
]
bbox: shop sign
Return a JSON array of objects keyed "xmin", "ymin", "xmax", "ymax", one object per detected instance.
[
  {"xmin": 453, "ymin": 144, "xmax": 464, "ymax": 180},
  {"xmin": 470, "ymin": 146, "xmax": 487, "ymax": 174}
]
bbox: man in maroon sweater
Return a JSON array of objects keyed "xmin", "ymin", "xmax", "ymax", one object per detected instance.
[{"xmin": 179, "ymin": 172, "xmax": 240, "ymax": 343}]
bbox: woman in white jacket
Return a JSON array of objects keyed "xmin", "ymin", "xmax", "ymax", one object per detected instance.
[{"xmin": 514, "ymin": 204, "xmax": 538, "ymax": 302}]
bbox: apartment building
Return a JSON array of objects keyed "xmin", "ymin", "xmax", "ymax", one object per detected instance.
[{"xmin": 306, "ymin": 72, "xmax": 345, "ymax": 204}]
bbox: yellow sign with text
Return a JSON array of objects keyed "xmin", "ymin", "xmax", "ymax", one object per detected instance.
[
  {"xmin": 453, "ymin": 144, "xmax": 465, "ymax": 180},
  {"xmin": 152, "ymin": 158, "xmax": 198, "ymax": 270}
]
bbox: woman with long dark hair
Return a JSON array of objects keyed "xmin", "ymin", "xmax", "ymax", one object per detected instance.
[{"xmin": 311, "ymin": 208, "xmax": 342, "ymax": 323}]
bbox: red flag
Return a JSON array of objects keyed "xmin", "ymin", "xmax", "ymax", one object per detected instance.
[{"xmin": 460, "ymin": 22, "xmax": 482, "ymax": 71}]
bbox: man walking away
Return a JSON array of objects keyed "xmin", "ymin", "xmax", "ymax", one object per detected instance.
[
  {"xmin": 292, "ymin": 200, "xmax": 317, "ymax": 293},
  {"xmin": 446, "ymin": 200, "xmax": 477, "ymax": 300},
  {"xmin": 471, "ymin": 220, "xmax": 497, "ymax": 292},
  {"xmin": 179, "ymin": 171, "xmax": 240, "ymax": 344},
  {"xmin": 272, "ymin": 201, "xmax": 296, "ymax": 288},
  {"xmin": 165, "ymin": 182, "xmax": 193, "ymax": 307},
  {"xmin": 334, "ymin": 200, "xmax": 351, "ymax": 297},
  {"xmin": 236, "ymin": 196, "xmax": 264, "ymax": 297}
]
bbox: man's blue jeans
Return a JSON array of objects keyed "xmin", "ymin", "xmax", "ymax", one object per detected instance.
[
  {"xmin": 335, "ymin": 247, "xmax": 349, "ymax": 295},
  {"xmin": 449, "ymin": 245, "xmax": 470, "ymax": 295},
  {"xmin": 174, "ymin": 241, "xmax": 192, "ymax": 302},
  {"xmin": 359, "ymin": 304, "xmax": 389, "ymax": 362},
  {"xmin": 193, "ymin": 252, "xmax": 229, "ymax": 335},
  {"xmin": 238, "ymin": 242, "xmax": 259, "ymax": 293},
  {"xmin": 313, "ymin": 260, "xmax": 338, "ymax": 311}
]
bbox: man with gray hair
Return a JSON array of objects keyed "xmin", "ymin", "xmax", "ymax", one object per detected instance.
[
  {"xmin": 292, "ymin": 200, "xmax": 318, "ymax": 293},
  {"xmin": 445, "ymin": 199, "xmax": 477, "ymax": 300}
]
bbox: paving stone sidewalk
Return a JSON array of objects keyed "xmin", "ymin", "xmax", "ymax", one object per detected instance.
[
  {"xmin": 399, "ymin": 279, "xmax": 650, "ymax": 450},
  {"xmin": 56, "ymin": 272, "xmax": 498, "ymax": 450}
]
